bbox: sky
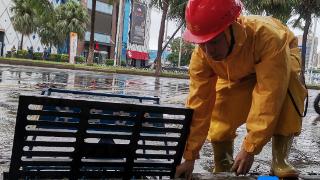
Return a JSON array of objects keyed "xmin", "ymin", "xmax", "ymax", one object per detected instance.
[
  {"xmin": 149, "ymin": 9, "xmax": 320, "ymax": 53},
  {"xmin": 148, "ymin": 8, "xmax": 182, "ymax": 50}
]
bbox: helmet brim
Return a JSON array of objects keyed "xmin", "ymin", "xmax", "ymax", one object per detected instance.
[
  {"xmin": 183, "ymin": 13, "xmax": 240, "ymax": 44},
  {"xmin": 183, "ymin": 28, "xmax": 224, "ymax": 44}
]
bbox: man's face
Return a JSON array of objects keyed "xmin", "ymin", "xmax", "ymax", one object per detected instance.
[{"xmin": 199, "ymin": 32, "xmax": 229, "ymax": 61}]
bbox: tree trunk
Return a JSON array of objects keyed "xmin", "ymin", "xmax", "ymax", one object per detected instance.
[
  {"xmin": 301, "ymin": 14, "xmax": 311, "ymax": 84},
  {"xmin": 115, "ymin": 0, "xmax": 125, "ymax": 66},
  {"xmin": 155, "ymin": 0, "xmax": 169, "ymax": 76},
  {"xmin": 87, "ymin": 0, "xmax": 97, "ymax": 66},
  {"xmin": 161, "ymin": 22, "xmax": 184, "ymax": 52},
  {"xmin": 20, "ymin": 34, "xmax": 24, "ymax": 50}
]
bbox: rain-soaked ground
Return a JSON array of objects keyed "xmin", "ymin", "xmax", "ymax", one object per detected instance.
[{"xmin": 0, "ymin": 64, "xmax": 319, "ymax": 177}]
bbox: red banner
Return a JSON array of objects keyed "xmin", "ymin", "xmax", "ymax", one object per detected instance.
[{"xmin": 127, "ymin": 50, "xmax": 149, "ymax": 60}]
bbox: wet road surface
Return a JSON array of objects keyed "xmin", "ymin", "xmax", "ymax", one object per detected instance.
[{"xmin": 0, "ymin": 64, "xmax": 319, "ymax": 176}]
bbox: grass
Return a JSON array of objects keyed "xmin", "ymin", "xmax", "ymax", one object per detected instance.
[
  {"xmin": 0, "ymin": 57, "xmax": 189, "ymax": 79},
  {"xmin": 307, "ymin": 84, "xmax": 320, "ymax": 90}
]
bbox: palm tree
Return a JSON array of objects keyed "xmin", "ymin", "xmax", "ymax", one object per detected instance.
[
  {"xmin": 293, "ymin": 1, "xmax": 320, "ymax": 83},
  {"xmin": 11, "ymin": 0, "xmax": 37, "ymax": 50},
  {"xmin": 151, "ymin": 0, "xmax": 188, "ymax": 76},
  {"xmin": 35, "ymin": 1, "xmax": 55, "ymax": 48},
  {"xmin": 31, "ymin": 0, "xmax": 54, "ymax": 20},
  {"xmin": 37, "ymin": 17, "xmax": 60, "ymax": 48},
  {"xmin": 153, "ymin": 0, "xmax": 169, "ymax": 76},
  {"xmin": 37, "ymin": 1, "xmax": 89, "ymax": 51},
  {"xmin": 55, "ymin": 1, "xmax": 89, "ymax": 42},
  {"xmin": 242, "ymin": 0, "xmax": 295, "ymax": 23},
  {"xmin": 242, "ymin": 0, "xmax": 320, "ymax": 83},
  {"xmin": 11, "ymin": 0, "xmax": 54, "ymax": 50},
  {"xmin": 167, "ymin": 0, "xmax": 187, "ymax": 21},
  {"xmin": 167, "ymin": 37, "xmax": 194, "ymax": 66},
  {"xmin": 87, "ymin": 0, "xmax": 97, "ymax": 66}
]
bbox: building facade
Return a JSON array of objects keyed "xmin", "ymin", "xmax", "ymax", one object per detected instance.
[
  {"xmin": 78, "ymin": 0, "xmax": 117, "ymax": 62},
  {"xmin": 1, "ymin": 0, "xmax": 151, "ymax": 67},
  {"xmin": 121, "ymin": 0, "xmax": 151, "ymax": 67},
  {"xmin": 0, "ymin": 0, "xmax": 66, "ymax": 56},
  {"xmin": 0, "ymin": 0, "xmax": 116, "ymax": 60},
  {"xmin": 78, "ymin": 0, "xmax": 152, "ymax": 66}
]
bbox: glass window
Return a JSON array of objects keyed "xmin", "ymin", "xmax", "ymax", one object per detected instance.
[
  {"xmin": 85, "ymin": 32, "xmax": 111, "ymax": 44},
  {"xmin": 87, "ymin": 0, "xmax": 113, "ymax": 15}
]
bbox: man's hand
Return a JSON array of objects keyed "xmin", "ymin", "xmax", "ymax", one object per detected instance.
[
  {"xmin": 175, "ymin": 160, "xmax": 195, "ymax": 180},
  {"xmin": 231, "ymin": 149, "xmax": 254, "ymax": 175}
]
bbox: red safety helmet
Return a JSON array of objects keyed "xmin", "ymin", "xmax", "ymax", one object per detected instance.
[{"xmin": 183, "ymin": 0, "xmax": 243, "ymax": 43}]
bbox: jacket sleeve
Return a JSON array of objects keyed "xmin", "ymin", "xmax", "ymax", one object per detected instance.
[
  {"xmin": 242, "ymin": 27, "xmax": 291, "ymax": 154},
  {"xmin": 184, "ymin": 47, "xmax": 217, "ymax": 160}
]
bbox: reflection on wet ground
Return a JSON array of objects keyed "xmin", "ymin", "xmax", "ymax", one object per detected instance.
[{"xmin": 0, "ymin": 64, "xmax": 319, "ymax": 176}]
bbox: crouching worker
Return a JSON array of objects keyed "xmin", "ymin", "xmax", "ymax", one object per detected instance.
[{"xmin": 175, "ymin": 0, "xmax": 308, "ymax": 179}]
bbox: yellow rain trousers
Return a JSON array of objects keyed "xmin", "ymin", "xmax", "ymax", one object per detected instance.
[{"xmin": 183, "ymin": 16, "xmax": 307, "ymax": 160}]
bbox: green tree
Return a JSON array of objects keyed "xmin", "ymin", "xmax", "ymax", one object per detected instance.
[
  {"xmin": 12, "ymin": 0, "xmax": 88, "ymax": 52},
  {"xmin": 242, "ymin": 0, "xmax": 320, "ymax": 83},
  {"xmin": 30, "ymin": 0, "xmax": 54, "ymax": 18},
  {"xmin": 55, "ymin": 1, "xmax": 89, "ymax": 42},
  {"xmin": 37, "ymin": 4, "xmax": 59, "ymax": 48},
  {"xmin": 11, "ymin": 0, "xmax": 37, "ymax": 50},
  {"xmin": 37, "ymin": 17, "xmax": 61, "ymax": 48},
  {"xmin": 167, "ymin": 37, "xmax": 194, "ymax": 66},
  {"xmin": 151, "ymin": 0, "xmax": 188, "ymax": 76},
  {"xmin": 242, "ymin": 0, "xmax": 295, "ymax": 23},
  {"xmin": 37, "ymin": 1, "xmax": 88, "ymax": 50},
  {"xmin": 293, "ymin": 1, "xmax": 320, "ymax": 83},
  {"xmin": 167, "ymin": 0, "xmax": 186, "ymax": 21},
  {"xmin": 11, "ymin": 0, "xmax": 54, "ymax": 50}
]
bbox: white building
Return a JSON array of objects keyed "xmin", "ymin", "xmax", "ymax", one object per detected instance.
[
  {"xmin": 316, "ymin": 52, "xmax": 320, "ymax": 68},
  {"xmin": 0, "ymin": 0, "xmax": 63, "ymax": 56},
  {"xmin": 298, "ymin": 34, "xmax": 319, "ymax": 69}
]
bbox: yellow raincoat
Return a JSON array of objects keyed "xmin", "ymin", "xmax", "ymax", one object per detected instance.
[{"xmin": 184, "ymin": 16, "xmax": 307, "ymax": 160}]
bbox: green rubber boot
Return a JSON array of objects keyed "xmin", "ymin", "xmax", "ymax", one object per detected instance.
[
  {"xmin": 271, "ymin": 135, "xmax": 299, "ymax": 178},
  {"xmin": 212, "ymin": 141, "xmax": 234, "ymax": 172}
]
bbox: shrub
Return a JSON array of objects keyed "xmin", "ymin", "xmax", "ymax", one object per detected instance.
[
  {"xmin": 6, "ymin": 51, "xmax": 12, "ymax": 57},
  {"xmin": 60, "ymin": 54, "xmax": 69, "ymax": 63},
  {"xmin": 120, "ymin": 60, "xmax": 126, "ymax": 66},
  {"xmin": 33, "ymin": 52, "xmax": 43, "ymax": 60},
  {"xmin": 48, "ymin": 54, "xmax": 61, "ymax": 62},
  {"xmin": 105, "ymin": 59, "xmax": 114, "ymax": 66},
  {"xmin": 75, "ymin": 56, "xmax": 86, "ymax": 64},
  {"xmin": 15, "ymin": 50, "xmax": 28, "ymax": 59}
]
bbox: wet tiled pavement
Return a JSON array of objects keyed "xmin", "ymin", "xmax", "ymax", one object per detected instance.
[{"xmin": 193, "ymin": 173, "xmax": 320, "ymax": 179}]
